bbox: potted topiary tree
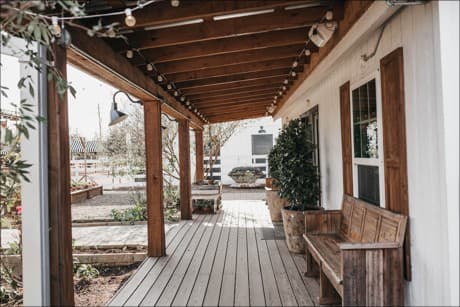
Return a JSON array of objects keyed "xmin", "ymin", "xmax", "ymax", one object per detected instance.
[
  {"xmin": 266, "ymin": 140, "xmax": 288, "ymax": 222},
  {"xmin": 277, "ymin": 118, "xmax": 320, "ymax": 253}
]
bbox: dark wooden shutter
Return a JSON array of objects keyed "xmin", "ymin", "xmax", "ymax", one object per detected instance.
[
  {"xmin": 340, "ymin": 81, "xmax": 353, "ymax": 195},
  {"xmin": 380, "ymin": 47, "xmax": 411, "ymax": 280}
]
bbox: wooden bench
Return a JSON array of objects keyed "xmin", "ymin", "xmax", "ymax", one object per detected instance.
[{"xmin": 303, "ymin": 195, "xmax": 407, "ymax": 306}]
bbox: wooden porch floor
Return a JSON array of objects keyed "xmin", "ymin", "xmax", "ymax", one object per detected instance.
[{"xmin": 108, "ymin": 200, "xmax": 319, "ymax": 306}]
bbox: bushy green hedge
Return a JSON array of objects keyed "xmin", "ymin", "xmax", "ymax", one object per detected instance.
[{"xmin": 272, "ymin": 119, "xmax": 320, "ymax": 211}]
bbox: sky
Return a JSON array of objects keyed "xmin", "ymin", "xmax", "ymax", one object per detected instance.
[{"xmin": 1, "ymin": 52, "xmax": 135, "ymax": 139}]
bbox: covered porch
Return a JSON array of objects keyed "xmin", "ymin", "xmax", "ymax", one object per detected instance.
[{"xmin": 108, "ymin": 200, "xmax": 319, "ymax": 306}]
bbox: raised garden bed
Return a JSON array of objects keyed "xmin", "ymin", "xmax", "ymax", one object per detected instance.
[{"xmin": 71, "ymin": 185, "xmax": 103, "ymax": 204}]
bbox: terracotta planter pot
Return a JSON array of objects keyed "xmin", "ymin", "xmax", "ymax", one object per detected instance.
[
  {"xmin": 265, "ymin": 177, "xmax": 273, "ymax": 189},
  {"xmin": 282, "ymin": 206, "xmax": 322, "ymax": 254},
  {"xmin": 266, "ymin": 189, "xmax": 288, "ymax": 222},
  {"xmin": 281, "ymin": 207, "xmax": 306, "ymax": 253}
]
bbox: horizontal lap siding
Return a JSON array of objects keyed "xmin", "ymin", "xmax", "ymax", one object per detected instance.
[{"xmin": 279, "ymin": 3, "xmax": 451, "ymax": 305}]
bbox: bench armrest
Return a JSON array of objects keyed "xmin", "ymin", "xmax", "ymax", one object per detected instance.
[
  {"xmin": 305, "ymin": 210, "xmax": 342, "ymax": 234},
  {"xmin": 339, "ymin": 242, "xmax": 401, "ymax": 250}
]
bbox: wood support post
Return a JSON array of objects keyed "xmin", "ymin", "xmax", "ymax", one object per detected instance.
[
  {"xmin": 194, "ymin": 129, "xmax": 204, "ymax": 182},
  {"xmin": 47, "ymin": 44, "xmax": 74, "ymax": 306},
  {"xmin": 144, "ymin": 100, "xmax": 166, "ymax": 257},
  {"xmin": 178, "ymin": 119, "xmax": 192, "ymax": 219}
]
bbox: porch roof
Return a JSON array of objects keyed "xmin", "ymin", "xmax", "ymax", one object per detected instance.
[{"xmin": 66, "ymin": 0, "xmax": 370, "ymax": 124}]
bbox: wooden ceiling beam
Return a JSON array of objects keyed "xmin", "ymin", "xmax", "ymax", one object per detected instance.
[
  {"xmin": 66, "ymin": 27, "xmax": 203, "ymax": 129},
  {"xmin": 177, "ymin": 75, "xmax": 285, "ymax": 92},
  {"xmin": 205, "ymin": 108, "xmax": 267, "ymax": 119},
  {"xmin": 182, "ymin": 79, "xmax": 284, "ymax": 95},
  {"xmin": 274, "ymin": 1, "xmax": 373, "ymax": 117},
  {"xmin": 122, "ymin": 5, "xmax": 343, "ymax": 49},
  {"xmin": 175, "ymin": 68, "xmax": 291, "ymax": 90},
  {"xmin": 195, "ymin": 96, "xmax": 274, "ymax": 108},
  {"xmin": 186, "ymin": 83, "xmax": 283, "ymax": 98},
  {"xmin": 208, "ymin": 112, "xmax": 267, "ymax": 123},
  {"xmin": 166, "ymin": 58, "xmax": 302, "ymax": 83},
  {"xmin": 105, "ymin": 1, "xmax": 319, "ymax": 31},
  {"xmin": 200, "ymin": 101, "xmax": 270, "ymax": 113},
  {"xmin": 192, "ymin": 91, "xmax": 277, "ymax": 104},
  {"xmin": 130, "ymin": 28, "xmax": 313, "ymax": 62},
  {"xmin": 155, "ymin": 44, "xmax": 303, "ymax": 74}
]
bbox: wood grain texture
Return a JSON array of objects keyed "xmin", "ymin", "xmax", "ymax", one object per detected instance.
[
  {"xmin": 303, "ymin": 194, "xmax": 408, "ymax": 306},
  {"xmin": 380, "ymin": 46, "xmax": 412, "ymax": 281},
  {"xmin": 47, "ymin": 44, "xmax": 74, "ymax": 306},
  {"xmin": 194, "ymin": 129, "xmax": 204, "ymax": 182},
  {"xmin": 339, "ymin": 81, "xmax": 354, "ymax": 196},
  {"xmin": 178, "ymin": 119, "xmax": 192, "ymax": 219},
  {"xmin": 144, "ymin": 100, "xmax": 166, "ymax": 256}
]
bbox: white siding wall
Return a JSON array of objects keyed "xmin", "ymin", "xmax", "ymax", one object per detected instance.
[
  {"xmin": 278, "ymin": 2, "xmax": 458, "ymax": 305},
  {"xmin": 220, "ymin": 117, "xmax": 281, "ymax": 185}
]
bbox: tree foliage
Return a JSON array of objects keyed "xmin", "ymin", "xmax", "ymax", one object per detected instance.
[{"xmin": 274, "ymin": 119, "xmax": 320, "ymax": 210}]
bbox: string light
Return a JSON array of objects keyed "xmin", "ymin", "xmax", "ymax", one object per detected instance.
[
  {"xmin": 283, "ymin": 79, "xmax": 289, "ymax": 85},
  {"xmin": 292, "ymin": 60, "xmax": 299, "ymax": 68},
  {"xmin": 166, "ymin": 83, "xmax": 173, "ymax": 90},
  {"xmin": 50, "ymin": 16, "xmax": 61, "ymax": 37},
  {"xmin": 325, "ymin": 9, "xmax": 334, "ymax": 21},
  {"xmin": 282, "ymin": 86, "xmax": 287, "ymax": 91},
  {"xmin": 171, "ymin": 0, "xmax": 180, "ymax": 7},
  {"xmin": 186, "ymin": 100, "xmax": 190, "ymax": 106},
  {"xmin": 124, "ymin": 8, "xmax": 136, "ymax": 27},
  {"xmin": 173, "ymin": 90, "xmax": 179, "ymax": 97},
  {"xmin": 291, "ymin": 71, "xmax": 296, "ymax": 77},
  {"xmin": 126, "ymin": 49, "xmax": 134, "ymax": 58},
  {"xmin": 180, "ymin": 96, "xmax": 186, "ymax": 102},
  {"xmin": 305, "ymin": 49, "xmax": 311, "ymax": 56},
  {"xmin": 157, "ymin": 75, "xmax": 164, "ymax": 82},
  {"xmin": 146, "ymin": 63, "xmax": 153, "ymax": 71}
]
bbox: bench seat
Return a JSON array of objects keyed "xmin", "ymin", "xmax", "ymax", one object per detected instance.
[
  {"xmin": 303, "ymin": 195, "xmax": 408, "ymax": 306},
  {"xmin": 303, "ymin": 233, "xmax": 343, "ymax": 285}
]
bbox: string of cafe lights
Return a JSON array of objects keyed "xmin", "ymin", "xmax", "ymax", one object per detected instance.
[
  {"xmin": 19, "ymin": 0, "xmax": 207, "ymax": 123},
  {"xmin": 265, "ymin": 8, "xmax": 335, "ymax": 116}
]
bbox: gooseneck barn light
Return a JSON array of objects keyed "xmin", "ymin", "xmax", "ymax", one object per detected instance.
[{"xmin": 109, "ymin": 90, "xmax": 143, "ymax": 126}]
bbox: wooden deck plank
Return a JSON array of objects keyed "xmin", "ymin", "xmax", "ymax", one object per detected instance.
[
  {"xmin": 219, "ymin": 204, "xmax": 239, "ymax": 306},
  {"xmin": 108, "ymin": 222, "xmax": 187, "ymax": 306},
  {"xmin": 124, "ymin": 216, "xmax": 204, "ymax": 306},
  {"xmin": 246, "ymin": 205, "xmax": 266, "ymax": 307},
  {"xmin": 276, "ymin": 239, "xmax": 315, "ymax": 306},
  {"xmin": 186, "ymin": 209, "xmax": 226, "ymax": 306},
  {"xmin": 140, "ymin": 215, "xmax": 209, "ymax": 306},
  {"xmin": 292, "ymin": 253, "xmax": 320, "ymax": 306},
  {"xmin": 154, "ymin": 214, "xmax": 214, "ymax": 306},
  {"xmin": 235, "ymin": 204, "xmax": 250, "ymax": 306},
  {"xmin": 172, "ymin": 211, "xmax": 222, "ymax": 307},
  {"xmin": 202, "ymin": 205, "xmax": 232, "ymax": 306},
  {"xmin": 251, "ymin": 205, "xmax": 282, "ymax": 307},
  {"xmin": 108, "ymin": 200, "xmax": 320, "ymax": 307}
]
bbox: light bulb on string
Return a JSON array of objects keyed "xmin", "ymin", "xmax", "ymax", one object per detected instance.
[
  {"xmin": 282, "ymin": 86, "xmax": 287, "ymax": 91},
  {"xmin": 325, "ymin": 9, "xmax": 333, "ymax": 21},
  {"xmin": 305, "ymin": 49, "xmax": 311, "ymax": 56},
  {"xmin": 124, "ymin": 8, "xmax": 136, "ymax": 27},
  {"xmin": 171, "ymin": 0, "xmax": 180, "ymax": 7},
  {"xmin": 291, "ymin": 71, "xmax": 297, "ymax": 77},
  {"xmin": 126, "ymin": 49, "xmax": 134, "ymax": 58},
  {"xmin": 283, "ymin": 79, "xmax": 289, "ymax": 85},
  {"xmin": 186, "ymin": 100, "xmax": 190, "ymax": 106},
  {"xmin": 146, "ymin": 63, "xmax": 153, "ymax": 71},
  {"xmin": 174, "ymin": 90, "xmax": 179, "ymax": 97},
  {"xmin": 50, "ymin": 16, "xmax": 61, "ymax": 37},
  {"xmin": 157, "ymin": 75, "xmax": 164, "ymax": 82},
  {"xmin": 180, "ymin": 96, "xmax": 186, "ymax": 102},
  {"xmin": 166, "ymin": 83, "xmax": 173, "ymax": 90},
  {"xmin": 292, "ymin": 60, "xmax": 299, "ymax": 68}
]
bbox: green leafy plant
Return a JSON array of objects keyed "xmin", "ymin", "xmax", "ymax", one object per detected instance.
[
  {"xmin": 74, "ymin": 263, "xmax": 99, "ymax": 279},
  {"xmin": 275, "ymin": 119, "xmax": 320, "ymax": 211}
]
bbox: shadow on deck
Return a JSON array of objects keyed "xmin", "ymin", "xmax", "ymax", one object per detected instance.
[{"xmin": 108, "ymin": 200, "xmax": 320, "ymax": 306}]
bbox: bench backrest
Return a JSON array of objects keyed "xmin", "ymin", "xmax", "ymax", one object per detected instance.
[{"xmin": 340, "ymin": 195, "xmax": 407, "ymax": 245}]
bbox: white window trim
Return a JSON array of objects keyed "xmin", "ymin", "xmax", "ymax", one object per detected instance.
[
  {"xmin": 350, "ymin": 71, "xmax": 386, "ymax": 207},
  {"xmin": 1, "ymin": 37, "xmax": 50, "ymax": 305}
]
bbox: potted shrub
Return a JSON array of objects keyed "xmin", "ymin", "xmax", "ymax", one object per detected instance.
[
  {"xmin": 266, "ymin": 140, "xmax": 288, "ymax": 222},
  {"xmin": 277, "ymin": 119, "xmax": 320, "ymax": 253}
]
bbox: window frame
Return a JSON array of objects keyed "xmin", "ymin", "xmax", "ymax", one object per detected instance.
[{"xmin": 350, "ymin": 71, "xmax": 386, "ymax": 207}]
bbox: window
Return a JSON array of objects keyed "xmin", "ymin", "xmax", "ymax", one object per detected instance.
[
  {"xmin": 351, "ymin": 78, "xmax": 384, "ymax": 206},
  {"xmin": 251, "ymin": 134, "xmax": 273, "ymax": 155}
]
